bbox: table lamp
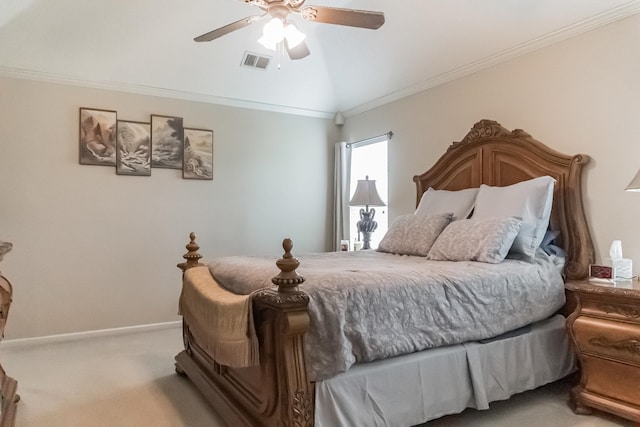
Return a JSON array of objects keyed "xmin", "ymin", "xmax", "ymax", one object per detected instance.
[{"xmin": 349, "ymin": 176, "xmax": 386, "ymax": 249}]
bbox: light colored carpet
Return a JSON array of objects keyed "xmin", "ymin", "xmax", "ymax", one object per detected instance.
[{"xmin": 1, "ymin": 325, "xmax": 635, "ymax": 427}]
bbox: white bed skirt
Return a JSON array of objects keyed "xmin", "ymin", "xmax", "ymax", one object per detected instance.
[{"xmin": 315, "ymin": 314, "xmax": 575, "ymax": 427}]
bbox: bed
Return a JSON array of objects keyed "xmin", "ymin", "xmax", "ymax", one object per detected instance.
[{"xmin": 174, "ymin": 119, "xmax": 595, "ymax": 426}]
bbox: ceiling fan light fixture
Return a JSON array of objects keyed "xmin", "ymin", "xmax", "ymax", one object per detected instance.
[
  {"xmin": 195, "ymin": 2, "xmax": 385, "ymax": 60},
  {"xmin": 258, "ymin": 16, "xmax": 306, "ymax": 51}
]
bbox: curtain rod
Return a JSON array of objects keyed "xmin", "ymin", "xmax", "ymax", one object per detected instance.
[{"xmin": 347, "ymin": 131, "xmax": 393, "ymax": 149}]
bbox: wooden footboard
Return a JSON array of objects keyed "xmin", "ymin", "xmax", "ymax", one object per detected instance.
[{"xmin": 176, "ymin": 233, "xmax": 314, "ymax": 427}]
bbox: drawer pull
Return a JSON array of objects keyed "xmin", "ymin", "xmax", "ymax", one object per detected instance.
[{"xmin": 589, "ymin": 337, "xmax": 640, "ymax": 357}]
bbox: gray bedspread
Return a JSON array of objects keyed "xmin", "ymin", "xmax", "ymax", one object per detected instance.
[{"xmin": 208, "ymin": 250, "xmax": 565, "ymax": 381}]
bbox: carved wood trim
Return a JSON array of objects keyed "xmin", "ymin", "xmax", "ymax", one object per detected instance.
[
  {"xmin": 451, "ymin": 119, "xmax": 529, "ymax": 149},
  {"xmin": 589, "ymin": 337, "xmax": 640, "ymax": 357},
  {"xmin": 254, "ymin": 289, "xmax": 310, "ymax": 311},
  {"xmin": 599, "ymin": 304, "xmax": 640, "ymax": 320},
  {"xmin": 565, "ymin": 281, "xmax": 640, "ymax": 301},
  {"xmin": 291, "ymin": 390, "xmax": 313, "ymax": 427}
]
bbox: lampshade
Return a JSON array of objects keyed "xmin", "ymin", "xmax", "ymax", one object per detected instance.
[
  {"xmin": 258, "ymin": 18, "xmax": 283, "ymax": 50},
  {"xmin": 626, "ymin": 168, "xmax": 640, "ymax": 192},
  {"xmin": 284, "ymin": 23, "xmax": 305, "ymax": 48},
  {"xmin": 258, "ymin": 18, "xmax": 305, "ymax": 51},
  {"xmin": 349, "ymin": 176, "xmax": 386, "ymax": 207}
]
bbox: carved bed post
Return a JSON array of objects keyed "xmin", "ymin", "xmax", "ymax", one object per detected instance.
[
  {"xmin": 177, "ymin": 232, "xmax": 203, "ymax": 273},
  {"xmin": 254, "ymin": 238, "xmax": 314, "ymax": 426},
  {"xmin": 176, "ymin": 233, "xmax": 204, "ymax": 367}
]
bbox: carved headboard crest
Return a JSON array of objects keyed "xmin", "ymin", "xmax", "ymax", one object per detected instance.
[{"xmin": 450, "ymin": 119, "xmax": 532, "ymax": 150}]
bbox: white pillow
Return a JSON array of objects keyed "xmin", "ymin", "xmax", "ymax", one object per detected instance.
[
  {"xmin": 471, "ymin": 176, "xmax": 555, "ymax": 261},
  {"xmin": 377, "ymin": 212, "xmax": 453, "ymax": 256},
  {"xmin": 427, "ymin": 217, "xmax": 523, "ymax": 263},
  {"xmin": 415, "ymin": 187, "xmax": 479, "ymax": 221}
]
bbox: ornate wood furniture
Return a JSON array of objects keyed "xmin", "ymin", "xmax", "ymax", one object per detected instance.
[
  {"xmin": 566, "ymin": 279, "xmax": 640, "ymax": 422},
  {"xmin": 175, "ymin": 119, "xmax": 594, "ymax": 426},
  {"xmin": 0, "ymin": 242, "xmax": 18, "ymax": 427}
]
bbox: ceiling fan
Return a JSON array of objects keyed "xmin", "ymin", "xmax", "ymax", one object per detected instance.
[{"xmin": 194, "ymin": 0, "xmax": 385, "ymax": 60}]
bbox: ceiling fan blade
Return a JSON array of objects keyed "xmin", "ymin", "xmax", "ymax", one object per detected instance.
[
  {"xmin": 194, "ymin": 15, "xmax": 263, "ymax": 42},
  {"xmin": 286, "ymin": 40, "xmax": 310, "ymax": 60},
  {"xmin": 300, "ymin": 6, "xmax": 385, "ymax": 29}
]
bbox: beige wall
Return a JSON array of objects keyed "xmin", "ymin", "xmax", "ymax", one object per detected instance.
[
  {"xmin": 344, "ymin": 14, "xmax": 640, "ymax": 272},
  {"xmin": 0, "ymin": 77, "xmax": 336, "ymax": 339},
  {"xmin": 4, "ymin": 13, "xmax": 640, "ymax": 339}
]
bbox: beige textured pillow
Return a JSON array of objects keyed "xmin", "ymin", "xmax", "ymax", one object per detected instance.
[
  {"xmin": 427, "ymin": 217, "xmax": 523, "ymax": 263},
  {"xmin": 377, "ymin": 212, "xmax": 453, "ymax": 256}
]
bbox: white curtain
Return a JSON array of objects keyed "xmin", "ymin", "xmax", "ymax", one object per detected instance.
[{"xmin": 333, "ymin": 142, "xmax": 351, "ymax": 251}]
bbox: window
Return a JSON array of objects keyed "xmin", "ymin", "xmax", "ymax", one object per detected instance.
[{"xmin": 349, "ymin": 137, "xmax": 388, "ymax": 249}]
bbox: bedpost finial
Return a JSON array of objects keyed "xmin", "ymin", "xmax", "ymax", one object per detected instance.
[
  {"xmin": 177, "ymin": 232, "xmax": 203, "ymax": 272},
  {"xmin": 282, "ymin": 238, "xmax": 293, "ymax": 258},
  {"xmin": 272, "ymin": 238, "xmax": 305, "ymax": 292}
]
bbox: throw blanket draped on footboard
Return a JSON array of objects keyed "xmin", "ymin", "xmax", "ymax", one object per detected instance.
[{"xmin": 179, "ymin": 266, "xmax": 259, "ymax": 367}]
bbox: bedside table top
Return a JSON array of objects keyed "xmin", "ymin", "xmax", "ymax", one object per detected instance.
[{"xmin": 566, "ymin": 277, "xmax": 640, "ymax": 300}]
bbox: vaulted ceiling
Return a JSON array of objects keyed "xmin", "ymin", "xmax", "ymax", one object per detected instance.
[{"xmin": 1, "ymin": 0, "xmax": 639, "ymax": 118}]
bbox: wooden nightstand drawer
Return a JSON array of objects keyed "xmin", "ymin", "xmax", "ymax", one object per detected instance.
[
  {"xmin": 572, "ymin": 316, "xmax": 640, "ymax": 366},
  {"xmin": 581, "ymin": 354, "xmax": 640, "ymax": 407},
  {"xmin": 580, "ymin": 297, "xmax": 640, "ymax": 323}
]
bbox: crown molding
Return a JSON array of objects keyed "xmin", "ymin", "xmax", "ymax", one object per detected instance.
[
  {"xmin": 0, "ymin": 67, "xmax": 334, "ymax": 119},
  {"xmin": 344, "ymin": 1, "xmax": 640, "ymax": 118}
]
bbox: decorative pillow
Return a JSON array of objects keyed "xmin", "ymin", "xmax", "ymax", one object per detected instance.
[
  {"xmin": 377, "ymin": 212, "xmax": 453, "ymax": 256},
  {"xmin": 427, "ymin": 217, "xmax": 523, "ymax": 263},
  {"xmin": 415, "ymin": 187, "xmax": 479, "ymax": 221},
  {"xmin": 471, "ymin": 176, "xmax": 555, "ymax": 261}
]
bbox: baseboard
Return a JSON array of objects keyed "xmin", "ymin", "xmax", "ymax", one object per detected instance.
[{"xmin": 0, "ymin": 320, "xmax": 181, "ymax": 350}]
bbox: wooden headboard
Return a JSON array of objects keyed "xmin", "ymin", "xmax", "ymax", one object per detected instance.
[{"xmin": 413, "ymin": 119, "xmax": 594, "ymax": 280}]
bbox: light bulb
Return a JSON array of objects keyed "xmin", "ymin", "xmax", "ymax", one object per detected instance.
[
  {"xmin": 258, "ymin": 18, "xmax": 285, "ymax": 50},
  {"xmin": 258, "ymin": 34, "xmax": 277, "ymax": 50},
  {"xmin": 284, "ymin": 23, "xmax": 305, "ymax": 49}
]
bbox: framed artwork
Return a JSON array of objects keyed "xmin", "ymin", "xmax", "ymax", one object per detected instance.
[
  {"xmin": 151, "ymin": 114, "xmax": 184, "ymax": 169},
  {"xmin": 183, "ymin": 128, "xmax": 213, "ymax": 180},
  {"xmin": 116, "ymin": 120, "xmax": 151, "ymax": 176},
  {"xmin": 79, "ymin": 107, "xmax": 117, "ymax": 166}
]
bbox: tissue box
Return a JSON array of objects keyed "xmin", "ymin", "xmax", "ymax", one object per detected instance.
[{"xmin": 608, "ymin": 258, "xmax": 633, "ymax": 279}]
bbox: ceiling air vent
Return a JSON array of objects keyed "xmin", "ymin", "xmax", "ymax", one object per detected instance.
[{"xmin": 241, "ymin": 52, "xmax": 270, "ymax": 70}]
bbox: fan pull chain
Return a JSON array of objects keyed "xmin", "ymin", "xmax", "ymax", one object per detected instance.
[{"xmin": 276, "ymin": 41, "xmax": 284, "ymax": 70}]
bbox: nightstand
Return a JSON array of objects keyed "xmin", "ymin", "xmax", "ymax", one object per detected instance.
[{"xmin": 565, "ymin": 278, "xmax": 640, "ymax": 422}]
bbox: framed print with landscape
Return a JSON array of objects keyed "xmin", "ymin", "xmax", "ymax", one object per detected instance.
[
  {"xmin": 151, "ymin": 115, "xmax": 184, "ymax": 169},
  {"xmin": 116, "ymin": 120, "xmax": 151, "ymax": 176},
  {"xmin": 79, "ymin": 107, "xmax": 117, "ymax": 166},
  {"xmin": 183, "ymin": 128, "xmax": 213, "ymax": 180}
]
